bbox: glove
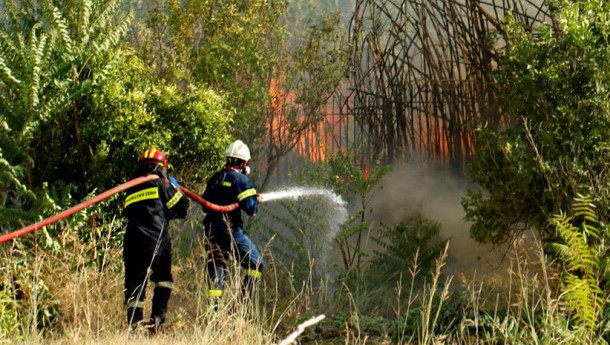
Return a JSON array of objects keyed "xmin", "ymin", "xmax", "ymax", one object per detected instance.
[
  {"xmin": 256, "ymin": 193, "xmax": 263, "ymax": 204},
  {"xmin": 168, "ymin": 176, "xmax": 180, "ymax": 189}
]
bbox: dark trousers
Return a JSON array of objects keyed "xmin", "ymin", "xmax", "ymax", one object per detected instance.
[
  {"xmin": 205, "ymin": 222, "xmax": 264, "ymax": 299},
  {"xmin": 123, "ymin": 235, "xmax": 173, "ymax": 326}
]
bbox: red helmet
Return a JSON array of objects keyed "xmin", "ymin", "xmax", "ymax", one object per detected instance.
[{"xmin": 139, "ymin": 147, "xmax": 168, "ymax": 168}]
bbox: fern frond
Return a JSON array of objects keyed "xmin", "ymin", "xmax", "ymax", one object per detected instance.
[
  {"xmin": 93, "ymin": 11, "xmax": 133, "ymax": 57},
  {"xmin": 552, "ymin": 194, "xmax": 608, "ymax": 336},
  {"xmin": 94, "ymin": 51, "xmax": 122, "ymax": 85},
  {"xmin": 0, "ymin": 207, "xmax": 37, "ymax": 226},
  {"xmin": 0, "ymin": 150, "xmax": 36, "ymax": 202},
  {"xmin": 0, "ymin": 97, "xmax": 15, "ymax": 120},
  {"xmin": 51, "ymin": 6, "xmax": 74, "ymax": 52},
  {"xmin": 79, "ymin": 0, "xmax": 93, "ymax": 44},
  {"xmin": 90, "ymin": 0, "xmax": 121, "ymax": 35},
  {"xmin": 29, "ymin": 30, "xmax": 48, "ymax": 110},
  {"xmin": 0, "ymin": 55, "xmax": 21, "ymax": 85},
  {"xmin": 15, "ymin": 32, "xmax": 26, "ymax": 58},
  {"xmin": 0, "ymin": 31, "xmax": 21, "ymax": 59},
  {"xmin": 573, "ymin": 193, "xmax": 597, "ymax": 224}
]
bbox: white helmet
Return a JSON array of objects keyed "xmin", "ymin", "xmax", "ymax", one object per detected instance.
[{"xmin": 225, "ymin": 140, "xmax": 251, "ymax": 161}]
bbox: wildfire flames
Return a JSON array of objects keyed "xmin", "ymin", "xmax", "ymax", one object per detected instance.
[
  {"xmin": 268, "ymin": 78, "xmax": 475, "ymax": 167},
  {"xmin": 267, "ymin": 77, "xmax": 334, "ymax": 163}
]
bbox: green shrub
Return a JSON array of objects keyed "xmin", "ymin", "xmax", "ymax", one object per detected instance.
[
  {"xmin": 370, "ymin": 215, "xmax": 447, "ymax": 286},
  {"xmin": 463, "ymin": 0, "xmax": 610, "ymax": 244}
]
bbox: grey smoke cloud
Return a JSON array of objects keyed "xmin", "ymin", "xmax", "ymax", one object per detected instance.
[{"xmin": 367, "ymin": 164, "xmax": 508, "ymax": 279}]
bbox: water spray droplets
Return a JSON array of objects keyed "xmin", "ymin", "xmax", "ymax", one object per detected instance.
[
  {"xmin": 261, "ymin": 187, "xmax": 347, "ymax": 207},
  {"xmin": 261, "ymin": 187, "xmax": 348, "ymax": 276}
]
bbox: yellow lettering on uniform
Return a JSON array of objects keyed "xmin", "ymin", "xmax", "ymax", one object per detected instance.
[{"xmin": 124, "ymin": 187, "xmax": 159, "ymax": 208}]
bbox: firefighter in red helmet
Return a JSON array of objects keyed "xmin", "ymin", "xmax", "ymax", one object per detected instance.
[{"xmin": 122, "ymin": 147, "xmax": 189, "ymax": 333}]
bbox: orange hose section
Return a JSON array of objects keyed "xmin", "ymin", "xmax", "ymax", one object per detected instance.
[
  {"xmin": 179, "ymin": 186, "xmax": 239, "ymax": 212},
  {"xmin": 0, "ymin": 175, "xmax": 161, "ymax": 245},
  {"xmin": 0, "ymin": 176, "xmax": 243, "ymax": 245}
]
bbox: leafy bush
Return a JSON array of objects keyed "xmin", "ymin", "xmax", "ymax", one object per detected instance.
[
  {"xmin": 463, "ymin": 0, "xmax": 610, "ymax": 244},
  {"xmin": 370, "ymin": 215, "xmax": 447, "ymax": 286},
  {"xmin": 0, "ymin": 280, "xmax": 21, "ymax": 340},
  {"xmin": 33, "ymin": 52, "xmax": 233, "ymax": 194},
  {"xmin": 0, "ymin": 0, "xmax": 131, "ymax": 228}
]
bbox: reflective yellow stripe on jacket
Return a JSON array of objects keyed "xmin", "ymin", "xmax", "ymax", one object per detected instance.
[
  {"xmin": 246, "ymin": 269, "xmax": 262, "ymax": 279},
  {"xmin": 208, "ymin": 289, "xmax": 222, "ymax": 297},
  {"xmin": 237, "ymin": 188, "xmax": 257, "ymax": 201},
  {"xmin": 124, "ymin": 187, "xmax": 159, "ymax": 208},
  {"xmin": 166, "ymin": 191, "xmax": 183, "ymax": 209}
]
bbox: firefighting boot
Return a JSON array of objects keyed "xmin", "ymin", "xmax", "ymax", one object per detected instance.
[
  {"xmin": 149, "ymin": 284, "xmax": 171, "ymax": 334},
  {"xmin": 127, "ymin": 307, "xmax": 144, "ymax": 330},
  {"xmin": 241, "ymin": 269, "xmax": 262, "ymax": 300}
]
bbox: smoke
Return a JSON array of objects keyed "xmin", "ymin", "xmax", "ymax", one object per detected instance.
[
  {"xmin": 367, "ymin": 164, "xmax": 507, "ymax": 279},
  {"xmin": 251, "ymin": 162, "xmax": 518, "ymax": 285}
]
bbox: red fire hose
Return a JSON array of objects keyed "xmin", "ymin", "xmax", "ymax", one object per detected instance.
[
  {"xmin": 0, "ymin": 176, "xmax": 239, "ymax": 245},
  {"xmin": 179, "ymin": 186, "xmax": 239, "ymax": 212}
]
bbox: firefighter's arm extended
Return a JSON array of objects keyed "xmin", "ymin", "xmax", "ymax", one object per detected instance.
[
  {"xmin": 164, "ymin": 176, "xmax": 189, "ymax": 219},
  {"xmin": 235, "ymin": 178, "xmax": 258, "ymax": 216}
]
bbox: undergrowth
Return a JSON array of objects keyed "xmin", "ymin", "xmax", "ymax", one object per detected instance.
[{"xmin": 1, "ymin": 194, "xmax": 610, "ymax": 344}]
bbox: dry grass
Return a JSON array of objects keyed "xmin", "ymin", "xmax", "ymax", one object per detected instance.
[
  {"xmin": 0, "ymin": 230, "xmax": 594, "ymax": 345},
  {"xmin": 0, "ymin": 228, "xmax": 313, "ymax": 345}
]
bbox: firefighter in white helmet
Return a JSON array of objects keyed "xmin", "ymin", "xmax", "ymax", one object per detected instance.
[{"xmin": 200, "ymin": 140, "xmax": 263, "ymax": 304}]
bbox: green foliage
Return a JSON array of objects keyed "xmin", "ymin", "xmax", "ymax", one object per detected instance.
[
  {"xmin": 327, "ymin": 149, "xmax": 391, "ymax": 271},
  {"xmin": 370, "ymin": 215, "xmax": 447, "ymax": 285},
  {"xmin": 0, "ymin": 285, "xmax": 21, "ymax": 340},
  {"xmin": 463, "ymin": 0, "xmax": 610, "ymax": 244},
  {"xmin": 144, "ymin": 85, "xmax": 233, "ymax": 182},
  {"xmin": 0, "ymin": 0, "xmax": 233, "ymax": 233},
  {"xmin": 81, "ymin": 53, "xmax": 231, "ymax": 186},
  {"xmin": 0, "ymin": 0, "xmax": 131, "ymax": 226},
  {"xmin": 138, "ymin": 0, "xmax": 286, "ymax": 146},
  {"xmin": 551, "ymin": 194, "xmax": 609, "ymax": 339}
]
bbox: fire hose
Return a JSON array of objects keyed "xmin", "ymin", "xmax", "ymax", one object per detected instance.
[{"xmin": 0, "ymin": 175, "xmax": 240, "ymax": 245}]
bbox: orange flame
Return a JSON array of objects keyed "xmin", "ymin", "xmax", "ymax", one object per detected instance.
[{"xmin": 268, "ymin": 78, "xmax": 475, "ymax": 168}]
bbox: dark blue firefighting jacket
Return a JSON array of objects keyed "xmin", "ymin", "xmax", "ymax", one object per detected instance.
[
  {"xmin": 123, "ymin": 176, "xmax": 189, "ymax": 254},
  {"xmin": 201, "ymin": 168, "xmax": 258, "ymax": 229}
]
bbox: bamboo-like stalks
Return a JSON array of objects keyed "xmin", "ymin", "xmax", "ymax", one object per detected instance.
[{"xmin": 288, "ymin": 0, "xmax": 552, "ymax": 171}]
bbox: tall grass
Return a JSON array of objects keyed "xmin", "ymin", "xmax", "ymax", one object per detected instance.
[
  {"xmin": 0, "ymin": 217, "xmax": 605, "ymax": 344},
  {"xmin": 0, "ymin": 217, "xmax": 322, "ymax": 345}
]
